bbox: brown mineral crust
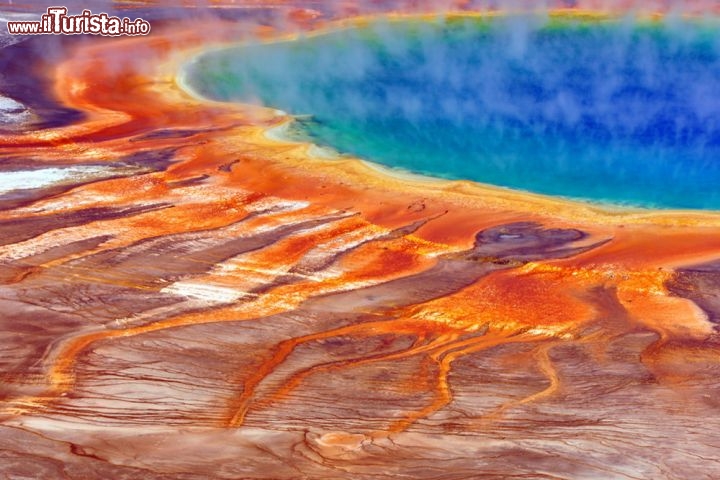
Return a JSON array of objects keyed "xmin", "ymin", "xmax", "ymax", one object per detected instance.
[
  {"xmin": 0, "ymin": 6, "xmax": 719, "ymax": 480},
  {"xmin": 0, "ymin": 204, "xmax": 172, "ymax": 246},
  {"xmin": 667, "ymin": 260, "xmax": 720, "ymax": 327}
]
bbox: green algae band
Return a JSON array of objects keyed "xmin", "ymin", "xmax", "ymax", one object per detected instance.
[{"xmin": 184, "ymin": 16, "xmax": 720, "ymax": 210}]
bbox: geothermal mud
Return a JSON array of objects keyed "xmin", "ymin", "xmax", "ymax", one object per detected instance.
[{"xmin": 1, "ymin": 4, "xmax": 719, "ymax": 479}]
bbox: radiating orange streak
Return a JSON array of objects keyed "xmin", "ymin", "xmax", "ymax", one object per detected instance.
[
  {"xmin": 252, "ymin": 217, "xmax": 368, "ymax": 264},
  {"xmin": 42, "ymin": 294, "xmax": 297, "ymax": 396},
  {"xmin": 41, "ymin": 292, "xmax": 324, "ymax": 403},
  {"xmin": 20, "ymin": 198, "xmax": 321, "ymax": 286},
  {"xmin": 14, "ymin": 217, "xmax": 440, "ymax": 418},
  {"xmin": 31, "ymin": 204, "xmax": 258, "ymax": 271},
  {"xmin": 252, "ymin": 330, "xmax": 463, "ymax": 412},
  {"xmin": 375, "ymin": 330, "xmax": 541, "ymax": 436},
  {"xmin": 473, "ymin": 341, "xmax": 564, "ymax": 427},
  {"xmin": 514, "ymin": 342, "xmax": 561, "ymax": 404},
  {"xmin": 226, "ymin": 319, "xmax": 459, "ymax": 427},
  {"xmin": 235, "ymin": 271, "xmax": 591, "ymax": 430}
]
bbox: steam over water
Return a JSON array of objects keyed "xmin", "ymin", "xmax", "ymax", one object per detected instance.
[{"xmin": 185, "ymin": 16, "xmax": 720, "ymax": 209}]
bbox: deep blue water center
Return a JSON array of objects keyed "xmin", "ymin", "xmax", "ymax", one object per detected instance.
[{"xmin": 184, "ymin": 16, "xmax": 720, "ymax": 209}]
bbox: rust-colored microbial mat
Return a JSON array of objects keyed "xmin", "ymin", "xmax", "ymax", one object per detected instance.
[{"xmin": 1, "ymin": 2, "xmax": 719, "ymax": 479}]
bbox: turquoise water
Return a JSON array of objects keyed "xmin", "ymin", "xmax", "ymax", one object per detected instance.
[{"xmin": 184, "ymin": 17, "xmax": 720, "ymax": 210}]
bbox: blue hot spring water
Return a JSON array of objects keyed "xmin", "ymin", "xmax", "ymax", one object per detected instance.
[{"xmin": 183, "ymin": 17, "xmax": 720, "ymax": 210}]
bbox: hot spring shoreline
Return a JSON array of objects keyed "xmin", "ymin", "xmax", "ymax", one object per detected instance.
[{"xmin": 174, "ymin": 11, "xmax": 720, "ymax": 227}]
